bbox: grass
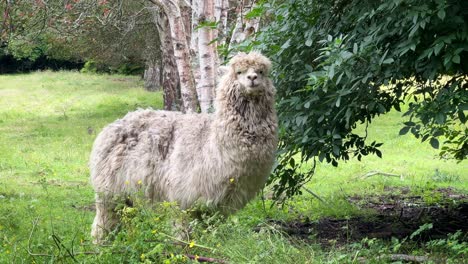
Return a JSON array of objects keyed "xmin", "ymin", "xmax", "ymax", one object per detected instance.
[{"xmin": 0, "ymin": 71, "xmax": 466, "ymax": 263}]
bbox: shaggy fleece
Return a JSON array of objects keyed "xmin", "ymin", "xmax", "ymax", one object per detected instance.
[{"xmin": 90, "ymin": 51, "xmax": 278, "ymax": 241}]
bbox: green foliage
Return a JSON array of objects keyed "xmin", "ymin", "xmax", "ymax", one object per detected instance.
[
  {"xmin": 6, "ymin": 37, "xmax": 46, "ymax": 61},
  {"xmin": 98, "ymin": 198, "xmax": 197, "ymax": 263},
  {"xmin": 0, "ymin": 0, "xmax": 148, "ymax": 73},
  {"xmin": 81, "ymin": 60, "xmax": 144, "ymax": 75},
  {"xmin": 80, "ymin": 60, "xmax": 100, "ymax": 74},
  {"xmin": 245, "ymin": 0, "xmax": 468, "ymax": 201},
  {"xmin": 425, "ymin": 231, "xmax": 468, "ymax": 256}
]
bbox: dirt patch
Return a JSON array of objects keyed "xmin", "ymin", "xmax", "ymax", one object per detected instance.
[
  {"xmin": 262, "ymin": 187, "xmax": 468, "ymax": 247},
  {"xmin": 111, "ymin": 78, "xmax": 132, "ymax": 82}
]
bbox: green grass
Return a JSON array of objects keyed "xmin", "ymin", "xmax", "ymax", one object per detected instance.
[{"xmin": 0, "ymin": 71, "xmax": 466, "ymax": 263}]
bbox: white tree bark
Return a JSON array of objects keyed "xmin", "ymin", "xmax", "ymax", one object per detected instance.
[
  {"xmin": 151, "ymin": 7, "xmax": 180, "ymax": 110},
  {"xmin": 143, "ymin": 60, "xmax": 162, "ymax": 91},
  {"xmin": 228, "ymin": 0, "xmax": 259, "ymax": 50},
  {"xmin": 197, "ymin": 0, "xmax": 216, "ymax": 113},
  {"xmin": 149, "ymin": 0, "xmax": 199, "ymax": 113},
  {"xmin": 214, "ymin": 0, "xmax": 229, "ymax": 47},
  {"xmin": 190, "ymin": 0, "xmax": 201, "ymax": 100}
]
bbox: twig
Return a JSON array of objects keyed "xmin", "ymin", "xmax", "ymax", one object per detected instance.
[
  {"xmin": 358, "ymin": 254, "xmax": 429, "ymax": 263},
  {"xmin": 388, "ymin": 254, "xmax": 428, "ymax": 263},
  {"xmin": 359, "ymin": 170, "xmax": 402, "ymax": 179},
  {"xmin": 28, "ymin": 218, "xmax": 53, "ymax": 257},
  {"xmin": 159, "ymin": 232, "xmax": 215, "ymax": 251},
  {"xmin": 185, "ymin": 253, "xmax": 227, "ymax": 263},
  {"xmin": 52, "ymin": 233, "xmax": 79, "ymax": 262},
  {"xmin": 302, "ymin": 187, "xmax": 328, "ymax": 204}
]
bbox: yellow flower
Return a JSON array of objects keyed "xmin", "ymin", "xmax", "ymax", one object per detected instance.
[
  {"xmin": 216, "ymin": 243, "xmax": 221, "ymax": 248},
  {"xmin": 140, "ymin": 253, "xmax": 145, "ymax": 260},
  {"xmin": 151, "ymin": 229, "xmax": 157, "ymax": 234},
  {"xmin": 195, "ymin": 255, "xmax": 200, "ymax": 261},
  {"xmin": 137, "ymin": 180, "xmax": 142, "ymax": 185},
  {"xmin": 229, "ymin": 178, "xmax": 234, "ymax": 183},
  {"xmin": 125, "ymin": 180, "xmax": 129, "ymax": 185},
  {"xmin": 189, "ymin": 241, "xmax": 195, "ymax": 248}
]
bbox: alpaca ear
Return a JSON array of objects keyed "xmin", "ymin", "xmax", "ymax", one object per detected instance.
[{"xmin": 218, "ymin": 65, "xmax": 229, "ymax": 75}]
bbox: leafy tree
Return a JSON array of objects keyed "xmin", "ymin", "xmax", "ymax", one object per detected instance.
[{"xmin": 245, "ymin": 0, "xmax": 467, "ymax": 201}]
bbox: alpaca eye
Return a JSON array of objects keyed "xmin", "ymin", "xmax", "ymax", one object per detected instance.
[
  {"xmin": 259, "ymin": 70, "xmax": 263, "ymax": 74},
  {"xmin": 237, "ymin": 71, "xmax": 242, "ymax": 75}
]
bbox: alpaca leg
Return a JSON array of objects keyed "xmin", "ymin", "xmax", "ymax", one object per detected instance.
[
  {"xmin": 172, "ymin": 217, "xmax": 191, "ymax": 241},
  {"xmin": 91, "ymin": 196, "xmax": 119, "ymax": 244}
]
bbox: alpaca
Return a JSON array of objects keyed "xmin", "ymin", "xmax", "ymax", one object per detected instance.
[{"xmin": 90, "ymin": 51, "xmax": 278, "ymax": 242}]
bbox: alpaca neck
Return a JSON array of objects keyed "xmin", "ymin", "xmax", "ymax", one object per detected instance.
[{"xmin": 212, "ymin": 85, "xmax": 276, "ymax": 148}]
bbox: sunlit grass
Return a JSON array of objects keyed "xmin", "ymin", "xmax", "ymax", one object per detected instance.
[
  {"xmin": 0, "ymin": 71, "xmax": 465, "ymax": 262},
  {"xmin": 0, "ymin": 71, "xmax": 163, "ymax": 261}
]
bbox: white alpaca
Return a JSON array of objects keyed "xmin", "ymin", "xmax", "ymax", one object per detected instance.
[{"xmin": 90, "ymin": 52, "xmax": 278, "ymax": 242}]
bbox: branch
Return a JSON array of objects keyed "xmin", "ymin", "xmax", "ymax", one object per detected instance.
[
  {"xmin": 159, "ymin": 232, "xmax": 215, "ymax": 251},
  {"xmin": 184, "ymin": 254, "xmax": 227, "ymax": 263},
  {"xmin": 358, "ymin": 171, "xmax": 402, "ymax": 179},
  {"xmin": 302, "ymin": 187, "xmax": 328, "ymax": 204},
  {"xmin": 358, "ymin": 254, "xmax": 430, "ymax": 263}
]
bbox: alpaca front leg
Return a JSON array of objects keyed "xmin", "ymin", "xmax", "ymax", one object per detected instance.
[{"xmin": 91, "ymin": 197, "xmax": 119, "ymax": 244}]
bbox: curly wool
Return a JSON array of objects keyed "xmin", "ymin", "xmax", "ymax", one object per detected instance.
[{"xmin": 90, "ymin": 51, "xmax": 278, "ymax": 241}]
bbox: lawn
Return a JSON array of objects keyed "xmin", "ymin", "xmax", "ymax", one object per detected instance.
[{"xmin": 0, "ymin": 71, "xmax": 466, "ymax": 263}]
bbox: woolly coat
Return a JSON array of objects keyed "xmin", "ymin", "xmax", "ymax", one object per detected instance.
[{"xmin": 90, "ymin": 52, "xmax": 278, "ymax": 213}]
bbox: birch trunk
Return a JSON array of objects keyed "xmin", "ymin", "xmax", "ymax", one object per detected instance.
[
  {"xmin": 151, "ymin": 0, "xmax": 199, "ymax": 113},
  {"xmin": 228, "ymin": 0, "xmax": 259, "ymax": 50},
  {"xmin": 228, "ymin": 2, "xmax": 245, "ymax": 50},
  {"xmin": 143, "ymin": 59, "xmax": 162, "ymax": 91},
  {"xmin": 151, "ymin": 7, "xmax": 180, "ymax": 110},
  {"xmin": 190, "ymin": 0, "xmax": 201, "ymax": 100},
  {"xmin": 214, "ymin": 0, "xmax": 229, "ymax": 47},
  {"xmin": 197, "ymin": 0, "xmax": 216, "ymax": 112},
  {"xmin": 213, "ymin": 0, "xmax": 229, "ymax": 83}
]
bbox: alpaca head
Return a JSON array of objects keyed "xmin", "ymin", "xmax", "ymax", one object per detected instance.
[{"xmin": 226, "ymin": 51, "xmax": 273, "ymax": 97}]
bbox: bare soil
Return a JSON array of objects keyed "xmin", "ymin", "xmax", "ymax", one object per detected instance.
[{"xmin": 264, "ymin": 187, "xmax": 468, "ymax": 246}]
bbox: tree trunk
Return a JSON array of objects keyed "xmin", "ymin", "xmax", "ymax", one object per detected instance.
[
  {"xmin": 214, "ymin": 0, "xmax": 229, "ymax": 47},
  {"xmin": 197, "ymin": 0, "xmax": 216, "ymax": 113},
  {"xmin": 143, "ymin": 59, "xmax": 162, "ymax": 91},
  {"xmin": 151, "ymin": 7, "xmax": 180, "ymax": 111},
  {"xmin": 213, "ymin": 0, "xmax": 229, "ymax": 86},
  {"xmin": 150, "ymin": 0, "xmax": 199, "ymax": 113},
  {"xmin": 189, "ymin": 0, "xmax": 201, "ymax": 104},
  {"xmin": 228, "ymin": 0, "xmax": 258, "ymax": 50}
]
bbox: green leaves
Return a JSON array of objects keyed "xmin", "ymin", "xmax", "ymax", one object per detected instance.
[
  {"xmin": 249, "ymin": 0, "xmax": 467, "ymax": 202},
  {"xmin": 437, "ymin": 9, "xmax": 446, "ymax": 20},
  {"xmin": 399, "ymin": 126, "xmax": 410, "ymax": 135},
  {"xmin": 430, "ymin": 138, "xmax": 440, "ymax": 149}
]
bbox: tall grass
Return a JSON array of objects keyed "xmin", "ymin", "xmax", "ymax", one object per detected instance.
[{"xmin": 0, "ymin": 71, "xmax": 466, "ymax": 263}]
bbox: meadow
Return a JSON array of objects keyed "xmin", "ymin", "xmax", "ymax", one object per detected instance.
[{"xmin": 0, "ymin": 71, "xmax": 466, "ymax": 263}]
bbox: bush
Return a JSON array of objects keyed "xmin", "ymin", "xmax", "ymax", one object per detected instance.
[{"xmin": 242, "ymin": 0, "xmax": 468, "ymax": 201}]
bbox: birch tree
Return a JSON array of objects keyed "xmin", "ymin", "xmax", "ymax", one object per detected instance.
[
  {"xmin": 214, "ymin": 0, "xmax": 229, "ymax": 47},
  {"xmin": 149, "ymin": 0, "xmax": 199, "ymax": 113},
  {"xmin": 228, "ymin": 0, "xmax": 259, "ymax": 51},
  {"xmin": 150, "ymin": 7, "xmax": 180, "ymax": 110},
  {"xmin": 196, "ymin": 0, "xmax": 216, "ymax": 112}
]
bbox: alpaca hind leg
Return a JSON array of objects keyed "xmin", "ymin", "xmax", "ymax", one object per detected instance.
[{"xmin": 91, "ymin": 196, "xmax": 119, "ymax": 244}]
